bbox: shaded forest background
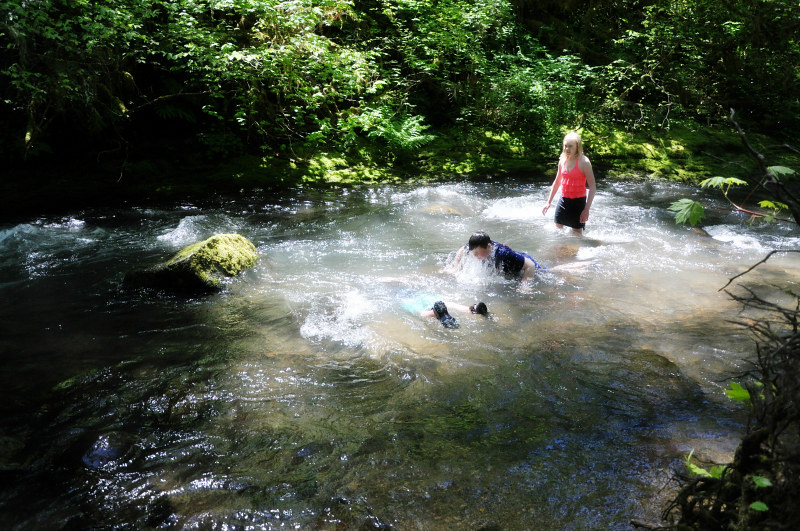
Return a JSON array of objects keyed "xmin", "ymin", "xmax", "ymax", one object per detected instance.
[{"xmin": 1, "ymin": 0, "xmax": 799, "ymax": 193}]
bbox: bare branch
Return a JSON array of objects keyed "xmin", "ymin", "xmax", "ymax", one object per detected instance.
[
  {"xmin": 766, "ymin": 144, "xmax": 800, "ymax": 156},
  {"xmin": 719, "ymin": 250, "xmax": 800, "ymax": 292},
  {"xmin": 132, "ymin": 92, "xmax": 210, "ymax": 113},
  {"xmin": 729, "ymin": 108, "xmax": 767, "ymax": 171}
]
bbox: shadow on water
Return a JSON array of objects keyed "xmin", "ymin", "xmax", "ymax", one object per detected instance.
[{"xmin": 1, "ymin": 180, "xmax": 798, "ymax": 529}]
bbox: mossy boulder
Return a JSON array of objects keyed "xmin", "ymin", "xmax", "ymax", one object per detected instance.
[{"xmin": 124, "ymin": 233, "xmax": 258, "ymax": 294}]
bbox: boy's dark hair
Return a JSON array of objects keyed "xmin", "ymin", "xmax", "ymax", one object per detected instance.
[
  {"xmin": 470, "ymin": 302, "xmax": 488, "ymax": 315},
  {"xmin": 468, "ymin": 232, "xmax": 491, "ymax": 250},
  {"xmin": 432, "ymin": 301, "xmax": 459, "ymax": 329}
]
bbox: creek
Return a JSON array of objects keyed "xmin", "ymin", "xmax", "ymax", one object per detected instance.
[{"xmin": 1, "ymin": 178, "xmax": 799, "ymax": 529}]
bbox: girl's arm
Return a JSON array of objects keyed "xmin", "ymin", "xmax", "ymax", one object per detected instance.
[
  {"xmin": 542, "ymin": 163, "xmax": 563, "ymax": 215},
  {"xmin": 580, "ymin": 156, "xmax": 596, "ymax": 223}
]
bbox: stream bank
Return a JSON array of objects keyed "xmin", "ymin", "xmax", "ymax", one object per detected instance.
[{"xmin": 4, "ymin": 122, "xmax": 788, "ymax": 223}]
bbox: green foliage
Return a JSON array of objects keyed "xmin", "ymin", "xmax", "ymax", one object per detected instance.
[
  {"xmin": 685, "ymin": 460, "xmax": 711, "ymax": 478},
  {"xmin": 684, "ymin": 449, "xmax": 727, "ymax": 479},
  {"xmin": 667, "ymin": 280, "xmax": 800, "ymax": 527},
  {"xmin": 724, "ymin": 382, "xmax": 751, "ymax": 402},
  {"xmin": 672, "ymin": 163, "xmax": 798, "ymax": 226},
  {"xmin": 752, "ymin": 475, "xmax": 773, "ymax": 489},
  {"xmin": 768, "ymin": 165, "xmax": 797, "ymax": 181},
  {"xmin": 668, "ymin": 198, "xmax": 705, "ymax": 227},
  {"xmin": 758, "ymin": 200, "xmax": 788, "ymax": 211},
  {"xmin": 2, "ymin": 0, "xmax": 797, "ymax": 175},
  {"xmin": 477, "ymin": 46, "xmax": 592, "ymax": 151},
  {"xmin": 758, "ymin": 200, "xmax": 790, "ymax": 223},
  {"xmin": 587, "ymin": 0, "xmax": 800, "ymax": 131},
  {"xmin": 350, "ymin": 106, "xmax": 435, "ymax": 151},
  {"xmin": 1, "ymin": 0, "xmax": 592, "ymax": 168},
  {"xmin": 700, "ymin": 176, "xmax": 747, "ymax": 192}
]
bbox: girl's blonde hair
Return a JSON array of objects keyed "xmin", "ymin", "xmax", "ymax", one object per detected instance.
[{"xmin": 560, "ymin": 131, "xmax": 583, "ymax": 161}]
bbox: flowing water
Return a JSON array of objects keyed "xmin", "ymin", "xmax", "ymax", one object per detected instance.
[{"xmin": 1, "ymin": 178, "xmax": 799, "ymax": 529}]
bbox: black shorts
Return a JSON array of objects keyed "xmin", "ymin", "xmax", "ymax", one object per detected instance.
[{"xmin": 554, "ymin": 196, "xmax": 586, "ymax": 229}]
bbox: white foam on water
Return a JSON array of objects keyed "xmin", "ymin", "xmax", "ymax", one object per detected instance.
[
  {"xmin": 299, "ymin": 289, "xmax": 377, "ymax": 348},
  {"xmin": 157, "ymin": 216, "xmax": 209, "ymax": 246},
  {"xmin": 483, "ymin": 196, "xmax": 541, "ymax": 223}
]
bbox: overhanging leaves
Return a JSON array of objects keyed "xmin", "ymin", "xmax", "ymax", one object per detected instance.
[{"xmin": 668, "ymin": 198, "xmax": 705, "ymax": 226}]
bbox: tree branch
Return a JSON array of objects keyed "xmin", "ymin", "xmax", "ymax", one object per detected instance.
[
  {"xmin": 720, "ymin": 250, "xmax": 800, "ymax": 292},
  {"xmin": 729, "ymin": 109, "xmax": 800, "ymax": 224},
  {"xmin": 132, "ymin": 91, "xmax": 210, "ymax": 113}
]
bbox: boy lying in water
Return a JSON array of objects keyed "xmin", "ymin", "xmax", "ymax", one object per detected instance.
[
  {"xmin": 397, "ymin": 288, "xmax": 487, "ymax": 329},
  {"xmin": 448, "ymin": 231, "xmax": 589, "ymax": 281}
]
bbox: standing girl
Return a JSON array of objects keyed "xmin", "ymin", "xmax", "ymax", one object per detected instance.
[{"xmin": 542, "ymin": 131, "xmax": 596, "ymax": 233}]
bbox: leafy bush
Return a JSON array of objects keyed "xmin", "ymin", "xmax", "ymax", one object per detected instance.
[
  {"xmin": 12, "ymin": 0, "xmax": 793, "ymax": 175},
  {"xmin": 591, "ymin": 0, "xmax": 800, "ymax": 131},
  {"xmin": 1, "ymin": 0, "xmax": 595, "ymax": 170}
]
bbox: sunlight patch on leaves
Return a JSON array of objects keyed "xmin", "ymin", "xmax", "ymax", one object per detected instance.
[
  {"xmin": 758, "ymin": 200, "xmax": 788, "ymax": 210},
  {"xmin": 700, "ymin": 176, "xmax": 747, "ymax": 194},
  {"xmin": 724, "ymin": 382, "xmax": 750, "ymax": 402}
]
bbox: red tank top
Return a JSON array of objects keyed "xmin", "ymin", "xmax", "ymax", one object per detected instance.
[{"xmin": 559, "ymin": 159, "xmax": 587, "ymax": 199}]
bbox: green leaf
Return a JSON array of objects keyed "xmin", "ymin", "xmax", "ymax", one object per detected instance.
[
  {"xmin": 710, "ymin": 465, "xmax": 727, "ymax": 478},
  {"xmin": 687, "ymin": 462, "xmax": 711, "ymax": 477},
  {"xmin": 724, "ymin": 382, "xmax": 750, "ymax": 402},
  {"xmin": 685, "ymin": 450, "xmax": 711, "ymax": 477},
  {"xmin": 700, "ymin": 176, "xmax": 747, "ymax": 189},
  {"xmin": 758, "ymin": 200, "xmax": 788, "ymax": 211},
  {"xmin": 749, "ymin": 501, "xmax": 769, "ymax": 512},
  {"xmin": 767, "ymin": 166, "xmax": 796, "ymax": 180},
  {"xmin": 752, "ymin": 475, "xmax": 773, "ymax": 488},
  {"xmin": 668, "ymin": 199, "xmax": 705, "ymax": 226}
]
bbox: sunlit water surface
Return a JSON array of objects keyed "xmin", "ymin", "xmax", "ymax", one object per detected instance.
[{"xmin": 1, "ymin": 179, "xmax": 799, "ymax": 529}]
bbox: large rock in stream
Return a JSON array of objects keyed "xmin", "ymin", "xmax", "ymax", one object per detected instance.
[{"xmin": 124, "ymin": 233, "xmax": 258, "ymax": 294}]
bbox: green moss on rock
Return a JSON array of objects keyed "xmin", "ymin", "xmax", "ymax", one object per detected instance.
[{"xmin": 125, "ymin": 233, "xmax": 258, "ymax": 294}]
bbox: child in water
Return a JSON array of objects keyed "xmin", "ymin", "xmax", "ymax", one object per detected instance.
[
  {"xmin": 448, "ymin": 231, "xmax": 590, "ymax": 281},
  {"xmin": 397, "ymin": 289, "xmax": 488, "ymax": 329},
  {"xmin": 448, "ymin": 232, "xmax": 546, "ymax": 281},
  {"xmin": 542, "ymin": 131, "xmax": 596, "ymax": 233}
]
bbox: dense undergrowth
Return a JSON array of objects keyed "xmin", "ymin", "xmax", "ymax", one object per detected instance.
[{"xmin": 2, "ymin": 1, "xmax": 798, "ymax": 205}]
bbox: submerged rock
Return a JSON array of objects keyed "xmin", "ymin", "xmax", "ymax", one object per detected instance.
[
  {"xmin": 420, "ymin": 204, "xmax": 462, "ymax": 216},
  {"xmin": 82, "ymin": 431, "xmax": 138, "ymax": 468},
  {"xmin": 124, "ymin": 233, "xmax": 258, "ymax": 294}
]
